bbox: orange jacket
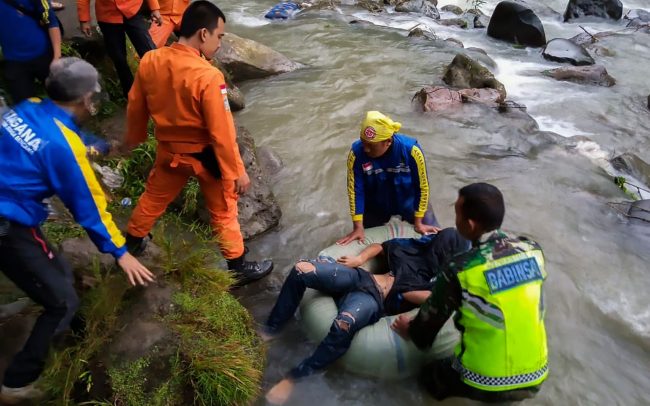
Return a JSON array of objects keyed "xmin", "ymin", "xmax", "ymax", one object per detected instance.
[
  {"xmin": 126, "ymin": 43, "xmax": 244, "ymax": 181},
  {"xmin": 77, "ymin": 0, "xmax": 160, "ymax": 24},
  {"xmin": 158, "ymin": 0, "xmax": 188, "ymax": 17}
]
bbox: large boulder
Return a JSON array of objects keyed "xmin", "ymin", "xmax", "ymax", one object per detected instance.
[
  {"xmin": 437, "ymin": 18, "xmax": 469, "ymax": 28},
  {"xmin": 414, "ymin": 86, "xmax": 502, "ymax": 111},
  {"xmin": 442, "ymin": 54, "xmax": 507, "ymax": 101},
  {"xmin": 440, "ymin": 4, "xmax": 463, "ymax": 15},
  {"xmin": 543, "ymin": 65, "xmax": 615, "ymax": 86},
  {"xmin": 487, "ymin": 1, "xmax": 546, "ymax": 47},
  {"xmin": 542, "ymin": 38, "xmax": 594, "ymax": 65},
  {"xmin": 611, "ymin": 153, "xmax": 650, "ymax": 187},
  {"xmin": 461, "ymin": 9, "xmax": 491, "ymax": 28},
  {"xmin": 394, "ymin": 0, "xmax": 440, "ymax": 19},
  {"xmin": 563, "ymin": 0, "xmax": 623, "ymax": 22},
  {"xmin": 215, "ymin": 33, "xmax": 303, "ymax": 82}
]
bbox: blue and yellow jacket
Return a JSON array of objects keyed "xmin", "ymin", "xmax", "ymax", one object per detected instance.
[
  {"xmin": 347, "ymin": 133, "xmax": 430, "ymax": 223},
  {"xmin": 0, "ymin": 98, "xmax": 127, "ymax": 258}
]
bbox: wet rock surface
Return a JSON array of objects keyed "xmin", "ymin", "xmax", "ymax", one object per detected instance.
[
  {"xmin": 440, "ymin": 4, "xmax": 463, "ymax": 15},
  {"xmin": 563, "ymin": 0, "xmax": 623, "ymax": 22},
  {"xmin": 611, "ymin": 153, "xmax": 650, "ymax": 187},
  {"xmin": 443, "ymin": 53, "xmax": 507, "ymax": 101},
  {"xmin": 542, "ymin": 38, "xmax": 595, "ymax": 65},
  {"xmin": 543, "ymin": 65, "xmax": 616, "ymax": 87},
  {"xmin": 394, "ymin": 0, "xmax": 440, "ymax": 19},
  {"xmin": 487, "ymin": 1, "xmax": 546, "ymax": 47},
  {"xmin": 414, "ymin": 86, "xmax": 503, "ymax": 111}
]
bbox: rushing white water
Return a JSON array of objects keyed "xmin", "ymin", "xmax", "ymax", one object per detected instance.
[{"xmin": 217, "ymin": 1, "xmax": 650, "ymax": 404}]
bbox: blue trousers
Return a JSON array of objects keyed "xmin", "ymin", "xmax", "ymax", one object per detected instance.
[{"xmin": 265, "ymin": 257, "xmax": 381, "ymax": 379}]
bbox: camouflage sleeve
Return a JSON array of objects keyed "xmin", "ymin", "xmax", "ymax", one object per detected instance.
[{"xmin": 408, "ymin": 265, "xmax": 461, "ymax": 349}]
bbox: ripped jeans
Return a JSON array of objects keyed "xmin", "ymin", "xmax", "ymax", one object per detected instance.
[{"xmin": 265, "ymin": 257, "xmax": 381, "ymax": 379}]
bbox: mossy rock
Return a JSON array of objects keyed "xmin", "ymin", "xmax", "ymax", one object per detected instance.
[{"xmin": 442, "ymin": 53, "xmax": 507, "ymax": 102}]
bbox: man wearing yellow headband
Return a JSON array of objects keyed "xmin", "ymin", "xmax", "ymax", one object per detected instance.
[{"xmin": 338, "ymin": 111, "xmax": 439, "ymax": 245}]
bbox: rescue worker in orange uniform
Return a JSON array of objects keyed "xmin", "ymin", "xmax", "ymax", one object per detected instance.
[
  {"xmin": 148, "ymin": 0, "xmax": 189, "ymax": 48},
  {"xmin": 123, "ymin": 1, "xmax": 273, "ymax": 285}
]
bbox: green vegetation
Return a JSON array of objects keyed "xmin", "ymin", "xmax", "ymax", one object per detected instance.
[
  {"xmin": 42, "ymin": 219, "xmax": 85, "ymax": 245},
  {"xmin": 467, "ymin": 0, "xmax": 487, "ymax": 12},
  {"xmin": 615, "ymin": 176, "xmax": 641, "ymax": 201}
]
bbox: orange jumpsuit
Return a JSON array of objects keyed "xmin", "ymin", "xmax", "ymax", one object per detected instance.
[
  {"xmin": 148, "ymin": 0, "xmax": 189, "ymax": 48},
  {"xmin": 78, "ymin": 0, "xmax": 161, "ymax": 24},
  {"xmin": 125, "ymin": 42, "xmax": 245, "ymax": 259}
]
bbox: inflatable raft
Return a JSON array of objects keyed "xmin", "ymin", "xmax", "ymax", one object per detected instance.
[{"xmin": 299, "ymin": 220, "xmax": 460, "ymax": 379}]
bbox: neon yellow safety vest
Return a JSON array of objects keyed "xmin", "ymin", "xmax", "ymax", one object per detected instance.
[{"xmin": 454, "ymin": 245, "xmax": 548, "ymax": 391}]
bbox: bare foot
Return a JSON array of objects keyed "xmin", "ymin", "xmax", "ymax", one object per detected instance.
[{"xmin": 265, "ymin": 379, "xmax": 294, "ymax": 405}]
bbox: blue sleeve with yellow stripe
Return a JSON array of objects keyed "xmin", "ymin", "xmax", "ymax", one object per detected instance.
[
  {"xmin": 44, "ymin": 118, "xmax": 126, "ymax": 258},
  {"xmin": 347, "ymin": 148, "xmax": 365, "ymax": 221},
  {"xmin": 408, "ymin": 143, "xmax": 430, "ymax": 218}
]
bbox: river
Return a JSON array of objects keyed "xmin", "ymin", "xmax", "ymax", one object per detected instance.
[{"xmin": 218, "ymin": 1, "xmax": 650, "ymax": 404}]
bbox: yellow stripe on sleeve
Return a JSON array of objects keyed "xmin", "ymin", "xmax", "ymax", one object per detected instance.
[
  {"xmin": 411, "ymin": 146, "xmax": 429, "ymax": 217},
  {"xmin": 346, "ymin": 150, "xmax": 360, "ymax": 220},
  {"xmin": 54, "ymin": 119, "xmax": 126, "ymax": 248}
]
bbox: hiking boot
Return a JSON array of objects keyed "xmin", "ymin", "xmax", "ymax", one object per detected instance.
[
  {"xmin": 226, "ymin": 255, "xmax": 273, "ymax": 287},
  {"xmin": 0, "ymin": 383, "xmax": 44, "ymax": 404},
  {"xmin": 125, "ymin": 233, "xmax": 152, "ymax": 256}
]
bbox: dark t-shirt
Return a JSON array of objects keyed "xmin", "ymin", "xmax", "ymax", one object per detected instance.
[{"xmin": 381, "ymin": 228, "xmax": 470, "ymax": 315}]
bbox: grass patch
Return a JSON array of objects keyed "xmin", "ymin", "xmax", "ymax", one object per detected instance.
[{"xmin": 42, "ymin": 220, "xmax": 85, "ymax": 245}]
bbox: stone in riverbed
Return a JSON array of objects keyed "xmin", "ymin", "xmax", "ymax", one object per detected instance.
[
  {"xmin": 611, "ymin": 153, "xmax": 650, "ymax": 187},
  {"xmin": 563, "ymin": 0, "xmax": 623, "ymax": 22},
  {"xmin": 487, "ymin": 1, "xmax": 546, "ymax": 47},
  {"xmin": 437, "ymin": 18, "xmax": 469, "ymax": 28},
  {"xmin": 215, "ymin": 33, "xmax": 303, "ymax": 82},
  {"xmin": 462, "ymin": 9, "xmax": 490, "ymax": 28},
  {"xmin": 414, "ymin": 86, "xmax": 502, "ymax": 111},
  {"xmin": 542, "ymin": 38, "xmax": 594, "ymax": 66},
  {"xmin": 440, "ymin": 4, "xmax": 463, "ymax": 15},
  {"xmin": 394, "ymin": 0, "xmax": 440, "ymax": 19},
  {"xmin": 443, "ymin": 53, "xmax": 507, "ymax": 102},
  {"xmin": 543, "ymin": 65, "xmax": 615, "ymax": 86}
]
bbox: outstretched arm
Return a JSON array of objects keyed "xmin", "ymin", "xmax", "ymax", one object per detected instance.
[{"xmin": 336, "ymin": 243, "xmax": 383, "ymax": 268}]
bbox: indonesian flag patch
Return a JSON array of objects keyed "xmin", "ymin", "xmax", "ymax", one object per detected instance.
[
  {"xmin": 220, "ymin": 84, "xmax": 230, "ymax": 111},
  {"xmin": 362, "ymin": 162, "xmax": 373, "ymax": 172}
]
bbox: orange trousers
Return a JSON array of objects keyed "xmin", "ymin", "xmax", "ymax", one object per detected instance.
[
  {"xmin": 127, "ymin": 147, "xmax": 245, "ymax": 259},
  {"xmin": 149, "ymin": 15, "xmax": 182, "ymax": 48}
]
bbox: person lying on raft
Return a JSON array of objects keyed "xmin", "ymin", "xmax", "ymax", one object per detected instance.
[
  {"xmin": 261, "ymin": 228, "xmax": 470, "ymax": 405},
  {"xmin": 338, "ymin": 111, "xmax": 440, "ymax": 245},
  {"xmin": 264, "ymin": 2, "xmax": 312, "ymax": 20}
]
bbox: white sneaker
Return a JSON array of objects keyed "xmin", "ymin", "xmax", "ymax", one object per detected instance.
[{"xmin": 0, "ymin": 383, "xmax": 44, "ymax": 404}]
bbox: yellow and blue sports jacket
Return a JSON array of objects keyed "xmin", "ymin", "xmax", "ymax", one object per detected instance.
[
  {"xmin": 0, "ymin": 98, "xmax": 127, "ymax": 258},
  {"xmin": 346, "ymin": 133, "xmax": 430, "ymax": 223}
]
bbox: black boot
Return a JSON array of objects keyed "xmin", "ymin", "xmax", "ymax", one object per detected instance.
[
  {"xmin": 226, "ymin": 255, "xmax": 273, "ymax": 286},
  {"xmin": 125, "ymin": 233, "xmax": 152, "ymax": 256}
]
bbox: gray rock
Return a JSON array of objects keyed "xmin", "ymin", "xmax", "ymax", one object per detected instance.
[
  {"xmin": 357, "ymin": 0, "xmax": 384, "ymax": 12},
  {"xmin": 543, "ymin": 65, "xmax": 615, "ymax": 86},
  {"xmin": 464, "ymin": 48, "xmax": 497, "ymax": 69},
  {"xmin": 624, "ymin": 9, "xmax": 650, "ymax": 21},
  {"xmin": 437, "ymin": 18, "xmax": 469, "ymax": 28},
  {"xmin": 0, "ymin": 298, "xmax": 30, "ymax": 320},
  {"xmin": 441, "ymin": 4, "xmax": 463, "ymax": 15},
  {"xmin": 215, "ymin": 33, "xmax": 303, "ymax": 82},
  {"xmin": 462, "ymin": 9, "xmax": 490, "ymax": 28},
  {"xmin": 627, "ymin": 200, "xmax": 650, "ymax": 224},
  {"xmin": 256, "ymin": 146, "xmax": 284, "ymax": 177},
  {"xmin": 542, "ymin": 38, "xmax": 595, "ymax": 66},
  {"xmin": 394, "ymin": 0, "xmax": 440, "ymax": 19},
  {"xmin": 408, "ymin": 27, "xmax": 438, "ymax": 40},
  {"xmin": 611, "ymin": 153, "xmax": 650, "ymax": 187},
  {"xmin": 227, "ymin": 84, "xmax": 246, "ymax": 112},
  {"xmin": 563, "ymin": 0, "xmax": 623, "ymax": 22},
  {"xmin": 414, "ymin": 86, "xmax": 503, "ymax": 111},
  {"xmin": 443, "ymin": 53, "xmax": 507, "ymax": 101},
  {"xmin": 444, "ymin": 37, "xmax": 465, "ymax": 48},
  {"xmin": 487, "ymin": 1, "xmax": 546, "ymax": 47}
]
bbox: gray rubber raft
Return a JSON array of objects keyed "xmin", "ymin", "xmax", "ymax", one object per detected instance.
[{"xmin": 299, "ymin": 220, "xmax": 459, "ymax": 379}]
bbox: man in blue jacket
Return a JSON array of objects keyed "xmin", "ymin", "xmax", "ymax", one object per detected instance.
[
  {"xmin": 338, "ymin": 111, "xmax": 440, "ymax": 245},
  {"xmin": 0, "ymin": 57, "xmax": 154, "ymax": 404},
  {"xmin": 0, "ymin": 0, "xmax": 62, "ymax": 103}
]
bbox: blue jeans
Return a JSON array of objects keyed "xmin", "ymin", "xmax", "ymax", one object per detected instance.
[{"xmin": 265, "ymin": 257, "xmax": 381, "ymax": 379}]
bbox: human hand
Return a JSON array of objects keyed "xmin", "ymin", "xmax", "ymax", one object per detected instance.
[
  {"xmin": 390, "ymin": 314, "xmax": 412, "ymax": 340},
  {"xmin": 80, "ymin": 22, "xmax": 92, "ymax": 37},
  {"xmin": 151, "ymin": 10, "xmax": 163, "ymax": 26},
  {"xmin": 336, "ymin": 225, "xmax": 365, "ymax": 245},
  {"xmin": 235, "ymin": 171, "xmax": 251, "ymax": 194},
  {"xmin": 414, "ymin": 218, "xmax": 441, "ymax": 235},
  {"xmin": 337, "ymin": 255, "xmax": 363, "ymax": 268},
  {"xmin": 117, "ymin": 252, "xmax": 155, "ymax": 286}
]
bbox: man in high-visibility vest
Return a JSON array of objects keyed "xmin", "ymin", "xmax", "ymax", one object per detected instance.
[{"xmin": 393, "ymin": 183, "xmax": 548, "ymax": 402}]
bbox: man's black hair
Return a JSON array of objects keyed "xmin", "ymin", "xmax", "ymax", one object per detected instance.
[
  {"xmin": 459, "ymin": 183, "xmax": 505, "ymax": 232},
  {"xmin": 179, "ymin": 1, "xmax": 226, "ymax": 38}
]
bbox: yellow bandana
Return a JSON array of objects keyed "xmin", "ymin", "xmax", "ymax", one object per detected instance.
[{"xmin": 359, "ymin": 111, "xmax": 402, "ymax": 143}]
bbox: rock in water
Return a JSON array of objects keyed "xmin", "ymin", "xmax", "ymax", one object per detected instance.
[
  {"xmin": 544, "ymin": 65, "xmax": 615, "ymax": 86},
  {"xmin": 647, "ymin": 95, "xmax": 650, "ymax": 110},
  {"xmin": 611, "ymin": 153, "xmax": 650, "ymax": 187},
  {"xmin": 437, "ymin": 18, "xmax": 469, "ymax": 28},
  {"xmin": 487, "ymin": 1, "xmax": 546, "ymax": 47},
  {"xmin": 563, "ymin": 0, "xmax": 623, "ymax": 22},
  {"xmin": 443, "ymin": 54, "xmax": 507, "ymax": 101},
  {"xmin": 215, "ymin": 33, "xmax": 303, "ymax": 82},
  {"xmin": 440, "ymin": 4, "xmax": 463, "ymax": 15},
  {"xmin": 414, "ymin": 86, "xmax": 502, "ymax": 111},
  {"xmin": 394, "ymin": 0, "xmax": 440, "ymax": 19},
  {"xmin": 542, "ymin": 38, "xmax": 594, "ymax": 65}
]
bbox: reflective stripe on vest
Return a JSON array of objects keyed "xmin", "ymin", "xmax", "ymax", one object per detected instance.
[{"xmin": 455, "ymin": 248, "xmax": 548, "ymax": 392}]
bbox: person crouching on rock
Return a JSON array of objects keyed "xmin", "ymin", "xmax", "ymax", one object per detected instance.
[
  {"xmin": 0, "ymin": 57, "xmax": 154, "ymax": 404},
  {"xmin": 122, "ymin": 1, "xmax": 273, "ymax": 286},
  {"xmin": 337, "ymin": 111, "xmax": 441, "ymax": 245},
  {"xmin": 260, "ymin": 228, "xmax": 470, "ymax": 405}
]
